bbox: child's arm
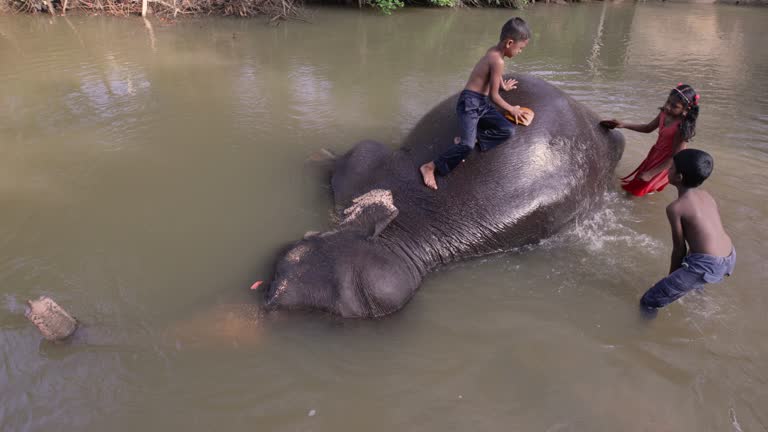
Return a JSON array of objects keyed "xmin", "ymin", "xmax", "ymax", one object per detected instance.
[
  {"xmin": 666, "ymin": 204, "xmax": 687, "ymax": 274},
  {"xmin": 488, "ymin": 59, "xmax": 530, "ymax": 123},
  {"xmin": 601, "ymin": 114, "xmax": 660, "ymax": 133}
]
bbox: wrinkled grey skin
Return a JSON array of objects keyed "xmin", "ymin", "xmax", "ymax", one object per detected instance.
[{"xmin": 265, "ymin": 74, "xmax": 624, "ymax": 318}]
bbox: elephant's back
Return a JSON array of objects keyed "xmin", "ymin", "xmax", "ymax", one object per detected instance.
[
  {"xmin": 383, "ymin": 75, "xmax": 624, "ymax": 266},
  {"xmin": 401, "ymin": 74, "xmax": 620, "ymax": 165}
]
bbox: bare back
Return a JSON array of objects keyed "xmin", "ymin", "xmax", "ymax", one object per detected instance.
[
  {"xmin": 670, "ymin": 189, "xmax": 733, "ymax": 257},
  {"xmin": 464, "ymin": 48, "xmax": 503, "ymax": 95}
]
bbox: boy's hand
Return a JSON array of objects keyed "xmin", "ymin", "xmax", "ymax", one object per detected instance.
[
  {"xmin": 507, "ymin": 106, "xmax": 530, "ymax": 124},
  {"xmin": 599, "ymin": 119, "xmax": 623, "ymax": 129},
  {"xmin": 501, "ymin": 78, "xmax": 518, "ymax": 92},
  {"xmin": 638, "ymin": 171, "xmax": 653, "ymax": 182}
]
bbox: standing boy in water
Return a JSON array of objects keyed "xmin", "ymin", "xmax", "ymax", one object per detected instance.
[
  {"xmin": 640, "ymin": 149, "xmax": 735, "ymax": 310},
  {"xmin": 420, "ymin": 17, "xmax": 532, "ymax": 190}
]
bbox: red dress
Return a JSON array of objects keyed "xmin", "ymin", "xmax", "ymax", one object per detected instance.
[{"xmin": 621, "ymin": 111, "xmax": 681, "ymax": 197}]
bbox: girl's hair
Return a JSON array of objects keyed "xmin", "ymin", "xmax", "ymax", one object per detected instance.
[{"xmin": 665, "ymin": 83, "xmax": 700, "ymax": 142}]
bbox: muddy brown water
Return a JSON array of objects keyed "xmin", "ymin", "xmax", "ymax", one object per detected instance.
[{"xmin": 1, "ymin": 4, "xmax": 767, "ymax": 431}]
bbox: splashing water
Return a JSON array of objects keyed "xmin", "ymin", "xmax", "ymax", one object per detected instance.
[{"xmin": 541, "ymin": 192, "xmax": 661, "ymax": 254}]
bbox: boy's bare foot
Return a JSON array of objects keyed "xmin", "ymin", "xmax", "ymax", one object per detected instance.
[{"xmin": 420, "ymin": 162, "xmax": 438, "ymax": 190}]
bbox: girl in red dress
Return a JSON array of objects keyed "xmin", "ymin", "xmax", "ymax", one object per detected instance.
[{"xmin": 601, "ymin": 84, "xmax": 700, "ymax": 197}]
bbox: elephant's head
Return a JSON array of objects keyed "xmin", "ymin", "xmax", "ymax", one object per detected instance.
[{"xmin": 264, "ymin": 190, "xmax": 420, "ymax": 318}]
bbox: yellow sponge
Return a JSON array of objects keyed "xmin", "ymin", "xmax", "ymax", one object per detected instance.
[{"xmin": 505, "ymin": 107, "xmax": 535, "ymax": 126}]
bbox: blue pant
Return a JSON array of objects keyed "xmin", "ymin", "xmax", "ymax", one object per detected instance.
[
  {"xmin": 640, "ymin": 249, "xmax": 736, "ymax": 308},
  {"xmin": 433, "ymin": 90, "xmax": 516, "ymax": 176}
]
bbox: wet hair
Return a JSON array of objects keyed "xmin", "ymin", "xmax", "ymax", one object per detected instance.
[
  {"xmin": 500, "ymin": 17, "xmax": 531, "ymax": 42},
  {"xmin": 664, "ymin": 84, "xmax": 700, "ymax": 142},
  {"xmin": 673, "ymin": 148, "xmax": 713, "ymax": 188}
]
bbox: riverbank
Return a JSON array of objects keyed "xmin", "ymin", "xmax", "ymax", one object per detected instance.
[
  {"xmin": 1, "ymin": 0, "xmax": 765, "ymax": 19},
  {"xmin": 0, "ymin": 0, "xmax": 304, "ymax": 19}
]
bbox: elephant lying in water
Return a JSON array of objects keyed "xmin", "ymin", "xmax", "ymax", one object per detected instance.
[{"xmin": 264, "ymin": 74, "xmax": 624, "ymax": 318}]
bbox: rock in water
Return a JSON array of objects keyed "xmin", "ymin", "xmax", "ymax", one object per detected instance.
[{"xmin": 25, "ymin": 296, "xmax": 78, "ymax": 341}]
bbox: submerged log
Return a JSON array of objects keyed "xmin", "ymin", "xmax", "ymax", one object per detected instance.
[{"xmin": 25, "ymin": 296, "xmax": 78, "ymax": 341}]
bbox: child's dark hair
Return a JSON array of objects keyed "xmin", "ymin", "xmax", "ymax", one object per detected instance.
[
  {"xmin": 666, "ymin": 83, "xmax": 700, "ymax": 142},
  {"xmin": 673, "ymin": 148, "xmax": 713, "ymax": 188},
  {"xmin": 500, "ymin": 17, "xmax": 531, "ymax": 42}
]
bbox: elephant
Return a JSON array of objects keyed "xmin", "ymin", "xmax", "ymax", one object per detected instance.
[{"xmin": 263, "ymin": 74, "xmax": 624, "ymax": 318}]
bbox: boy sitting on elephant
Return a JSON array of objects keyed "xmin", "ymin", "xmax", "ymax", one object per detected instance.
[{"xmin": 420, "ymin": 17, "xmax": 533, "ymax": 190}]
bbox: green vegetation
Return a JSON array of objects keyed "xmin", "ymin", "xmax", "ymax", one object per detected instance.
[
  {"xmin": 369, "ymin": 0, "xmax": 404, "ymax": 15},
  {"xmin": 428, "ymin": 0, "xmax": 455, "ymax": 7},
  {"xmin": 366, "ymin": 0, "xmax": 529, "ymax": 15}
]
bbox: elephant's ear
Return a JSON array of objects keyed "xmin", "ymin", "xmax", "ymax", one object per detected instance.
[{"xmin": 338, "ymin": 189, "xmax": 398, "ymax": 239}]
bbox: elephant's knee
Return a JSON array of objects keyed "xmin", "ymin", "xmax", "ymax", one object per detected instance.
[{"xmin": 332, "ymin": 140, "xmax": 391, "ymax": 205}]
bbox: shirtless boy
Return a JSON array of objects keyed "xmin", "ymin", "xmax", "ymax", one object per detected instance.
[
  {"xmin": 640, "ymin": 149, "xmax": 736, "ymax": 309},
  {"xmin": 420, "ymin": 17, "xmax": 532, "ymax": 190}
]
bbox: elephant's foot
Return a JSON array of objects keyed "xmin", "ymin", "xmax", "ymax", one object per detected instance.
[
  {"xmin": 420, "ymin": 162, "xmax": 438, "ymax": 190},
  {"xmin": 25, "ymin": 296, "xmax": 78, "ymax": 341}
]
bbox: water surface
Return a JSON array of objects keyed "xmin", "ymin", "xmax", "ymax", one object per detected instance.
[{"xmin": 1, "ymin": 4, "xmax": 767, "ymax": 431}]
